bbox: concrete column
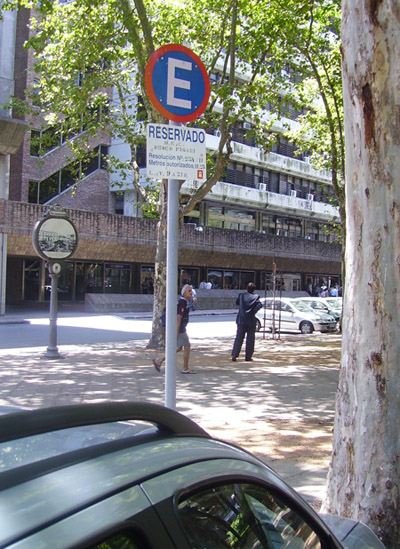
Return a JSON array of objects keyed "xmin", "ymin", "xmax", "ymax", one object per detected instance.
[
  {"xmin": 0, "ymin": 156, "xmax": 9, "ymax": 315},
  {"xmin": 0, "ymin": 9, "xmax": 28, "ymax": 314}
]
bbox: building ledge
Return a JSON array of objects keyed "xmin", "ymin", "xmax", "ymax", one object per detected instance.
[{"xmin": 0, "ymin": 117, "xmax": 28, "ymax": 155}]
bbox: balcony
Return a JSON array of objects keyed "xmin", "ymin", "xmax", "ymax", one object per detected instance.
[{"xmin": 182, "ymin": 179, "xmax": 339, "ymax": 223}]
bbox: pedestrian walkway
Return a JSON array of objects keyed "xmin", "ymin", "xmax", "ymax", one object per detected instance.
[
  {"xmin": 0, "ymin": 307, "xmax": 236, "ymax": 324},
  {"xmin": 0, "ymin": 309, "xmax": 341, "ymax": 510}
]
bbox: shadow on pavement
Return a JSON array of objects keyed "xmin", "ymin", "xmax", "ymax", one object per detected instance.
[{"xmin": 0, "ymin": 332, "xmax": 341, "ymax": 507}]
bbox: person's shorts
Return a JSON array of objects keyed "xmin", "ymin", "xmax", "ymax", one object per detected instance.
[{"xmin": 177, "ymin": 332, "xmax": 190, "ymax": 348}]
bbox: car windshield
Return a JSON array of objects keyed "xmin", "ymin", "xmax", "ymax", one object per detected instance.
[
  {"xmin": 326, "ymin": 298, "xmax": 342, "ymax": 310},
  {"xmin": 291, "ymin": 300, "xmax": 315, "ymax": 312},
  {"xmin": 306, "ymin": 301, "xmax": 328, "ymax": 311}
]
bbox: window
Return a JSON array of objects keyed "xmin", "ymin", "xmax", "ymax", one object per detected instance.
[
  {"xmin": 28, "ymin": 146, "xmax": 109, "ymax": 204},
  {"xmin": 178, "ymin": 482, "xmax": 321, "ymax": 548},
  {"xmin": 224, "ymin": 208, "xmax": 255, "ymax": 231},
  {"xmin": 239, "ymin": 271, "xmax": 255, "ymax": 289},
  {"xmin": 141, "ymin": 266, "xmax": 154, "ymax": 294},
  {"xmin": 89, "ymin": 531, "xmax": 142, "ymax": 548},
  {"xmin": 23, "ymin": 260, "xmax": 41, "ymax": 301},
  {"xmin": 207, "ymin": 270, "xmax": 222, "ymax": 289},
  {"xmin": 105, "ymin": 264, "xmax": 131, "ymax": 294},
  {"xmin": 85, "ymin": 263, "xmax": 104, "ymax": 294},
  {"xmin": 223, "ymin": 271, "xmax": 239, "ymax": 289},
  {"xmin": 207, "ymin": 206, "xmax": 255, "ymax": 232},
  {"xmin": 179, "ymin": 267, "xmax": 199, "ymax": 289},
  {"xmin": 208, "ymin": 206, "xmax": 224, "ymax": 229},
  {"xmin": 30, "ymin": 127, "xmax": 61, "ymax": 157}
]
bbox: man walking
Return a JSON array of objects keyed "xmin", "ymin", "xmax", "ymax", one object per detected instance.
[
  {"xmin": 152, "ymin": 284, "xmax": 196, "ymax": 374},
  {"xmin": 232, "ymin": 282, "xmax": 262, "ymax": 362}
]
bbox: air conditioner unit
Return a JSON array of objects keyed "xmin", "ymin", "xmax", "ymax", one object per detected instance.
[
  {"xmin": 306, "ymin": 193, "xmax": 314, "ymax": 201},
  {"xmin": 258, "ymin": 183, "xmax": 267, "ymax": 191},
  {"xmin": 243, "ymin": 122, "xmax": 252, "ymax": 130},
  {"xmin": 214, "ymin": 129, "xmax": 221, "ymax": 138},
  {"xmin": 290, "ymin": 190, "xmax": 297, "ymax": 198}
]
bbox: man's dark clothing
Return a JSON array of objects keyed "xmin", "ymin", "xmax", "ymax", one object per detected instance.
[
  {"xmin": 177, "ymin": 296, "xmax": 189, "ymax": 333},
  {"xmin": 232, "ymin": 291, "xmax": 262, "ymax": 361}
]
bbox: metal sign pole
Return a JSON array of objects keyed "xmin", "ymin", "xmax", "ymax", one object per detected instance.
[
  {"xmin": 144, "ymin": 44, "xmax": 210, "ymax": 410},
  {"xmin": 165, "ymin": 123, "xmax": 179, "ymax": 410},
  {"xmin": 32, "ymin": 206, "xmax": 78, "ymax": 359},
  {"xmin": 43, "ymin": 265, "xmax": 62, "ymax": 359}
]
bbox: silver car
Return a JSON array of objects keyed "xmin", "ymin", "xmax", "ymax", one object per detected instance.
[
  {"xmin": 256, "ymin": 297, "xmax": 337, "ymax": 334},
  {"xmin": 295, "ymin": 297, "xmax": 342, "ymax": 324}
]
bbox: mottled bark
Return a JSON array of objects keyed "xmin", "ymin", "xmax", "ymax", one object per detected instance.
[
  {"xmin": 146, "ymin": 180, "xmax": 167, "ymax": 349},
  {"xmin": 324, "ymin": 1, "xmax": 400, "ymax": 545}
]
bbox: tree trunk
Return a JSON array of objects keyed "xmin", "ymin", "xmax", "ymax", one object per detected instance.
[
  {"xmin": 146, "ymin": 180, "xmax": 167, "ymax": 349},
  {"xmin": 324, "ymin": 2, "xmax": 400, "ymax": 545}
]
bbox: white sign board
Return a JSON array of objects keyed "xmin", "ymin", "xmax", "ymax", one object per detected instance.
[{"xmin": 146, "ymin": 123, "xmax": 206, "ymax": 181}]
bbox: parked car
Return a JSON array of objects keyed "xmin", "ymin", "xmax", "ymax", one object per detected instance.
[
  {"xmin": 256, "ymin": 297, "xmax": 337, "ymax": 334},
  {"xmin": 324, "ymin": 296, "xmax": 343, "ymax": 312},
  {"xmin": 0, "ymin": 402, "xmax": 384, "ymax": 548},
  {"xmin": 295, "ymin": 297, "xmax": 342, "ymax": 323}
]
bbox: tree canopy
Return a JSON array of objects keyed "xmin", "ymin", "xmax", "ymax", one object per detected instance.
[{"xmin": 2, "ymin": 0, "xmax": 344, "ymax": 345}]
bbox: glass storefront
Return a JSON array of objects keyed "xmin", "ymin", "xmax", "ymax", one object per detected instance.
[
  {"xmin": 304, "ymin": 274, "xmax": 341, "ymax": 296},
  {"xmin": 207, "ymin": 270, "xmax": 222, "ymax": 289},
  {"xmin": 140, "ymin": 266, "xmax": 154, "ymax": 294},
  {"xmin": 21, "ymin": 260, "xmax": 134, "ymax": 302},
  {"xmin": 24, "ymin": 260, "xmax": 41, "ymax": 301},
  {"xmin": 19, "ymin": 258, "xmax": 340, "ymax": 303},
  {"xmin": 207, "ymin": 269, "xmax": 255, "ymax": 290},
  {"xmin": 179, "ymin": 267, "xmax": 199, "ymax": 289},
  {"xmin": 44, "ymin": 261, "xmax": 74, "ymax": 301},
  {"xmin": 223, "ymin": 270, "xmax": 239, "ymax": 289},
  {"xmin": 105, "ymin": 264, "xmax": 131, "ymax": 294}
]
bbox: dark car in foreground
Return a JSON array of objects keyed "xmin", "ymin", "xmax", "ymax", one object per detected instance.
[{"xmin": 0, "ymin": 402, "xmax": 384, "ymax": 548}]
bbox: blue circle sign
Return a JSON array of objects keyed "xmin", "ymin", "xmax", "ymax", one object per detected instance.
[{"xmin": 145, "ymin": 44, "xmax": 210, "ymax": 123}]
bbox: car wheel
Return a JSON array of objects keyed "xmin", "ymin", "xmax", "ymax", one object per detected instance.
[
  {"xmin": 255, "ymin": 319, "xmax": 261, "ymax": 332},
  {"xmin": 300, "ymin": 321, "xmax": 314, "ymax": 334}
]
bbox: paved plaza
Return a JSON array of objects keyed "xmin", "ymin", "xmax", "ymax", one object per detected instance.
[{"xmin": 0, "ymin": 311, "xmax": 341, "ymax": 509}]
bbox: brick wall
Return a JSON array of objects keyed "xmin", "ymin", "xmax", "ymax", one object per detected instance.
[
  {"xmin": 1, "ymin": 199, "xmax": 341, "ymax": 273},
  {"xmin": 46, "ymin": 171, "xmax": 111, "ymax": 214},
  {"xmin": 85, "ymin": 289, "xmax": 311, "ymax": 313}
]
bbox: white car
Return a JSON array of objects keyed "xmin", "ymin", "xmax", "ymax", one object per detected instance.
[
  {"xmin": 324, "ymin": 296, "xmax": 343, "ymax": 311},
  {"xmin": 295, "ymin": 297, "xmax": 342, "ymax": 324},
  {"xmin": 256, "ymin": 297, "xmax": 337, "ymax": 334}
]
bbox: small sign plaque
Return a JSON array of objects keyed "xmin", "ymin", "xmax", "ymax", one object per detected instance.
[
  {"xmin": 32, "ymin": 206, "xmax": 78, "ymax": 261},
  {"xmin": 146, "ymin": 123, "xmax": 206, "ymax": 181}
]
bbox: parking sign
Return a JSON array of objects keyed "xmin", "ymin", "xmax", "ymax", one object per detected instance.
[{"xmin": 145, "ymin": 44, "xmax": 210, "ymax": 123}]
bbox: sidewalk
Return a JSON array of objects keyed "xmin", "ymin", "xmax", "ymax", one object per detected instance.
[
  {"xmin": 0, "ymin": 307, "xmax": 236, "ymax": 324},
  {"xmin": 0, "ymin": 309, "xmax": 341, "ymax": 509}
]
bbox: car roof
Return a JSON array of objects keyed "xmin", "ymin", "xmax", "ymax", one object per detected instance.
[
  {"xmin": 0, "ymin": 402, "xmax": 278, "ymax": 547},
  {"xmin": 295, "ymin": 296, "xmax": 320, "ymax": 300},
  {"xmin": 0, "ymin": 402, "xmax": 211, "ymax": 472},
  {"xmin": 0, "ymin": 403, "xmax": 384, "ymax": 549},
  {"xmin": 261, "ymin": 297, "xmax": 295, "ymax": 302}
]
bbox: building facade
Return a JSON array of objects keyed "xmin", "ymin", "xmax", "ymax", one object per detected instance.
[{"xmin": 0, "ymin": 8, "xmax": 342, "ymax": 310}]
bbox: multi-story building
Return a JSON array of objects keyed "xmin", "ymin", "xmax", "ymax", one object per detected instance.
[
  {"xmin": 0, "ymin": 8, "xmax": 341, "ymax": 310},
  {"xmin": 0, "ymin": 7, "xmax": 28, "ymax": 314}
]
